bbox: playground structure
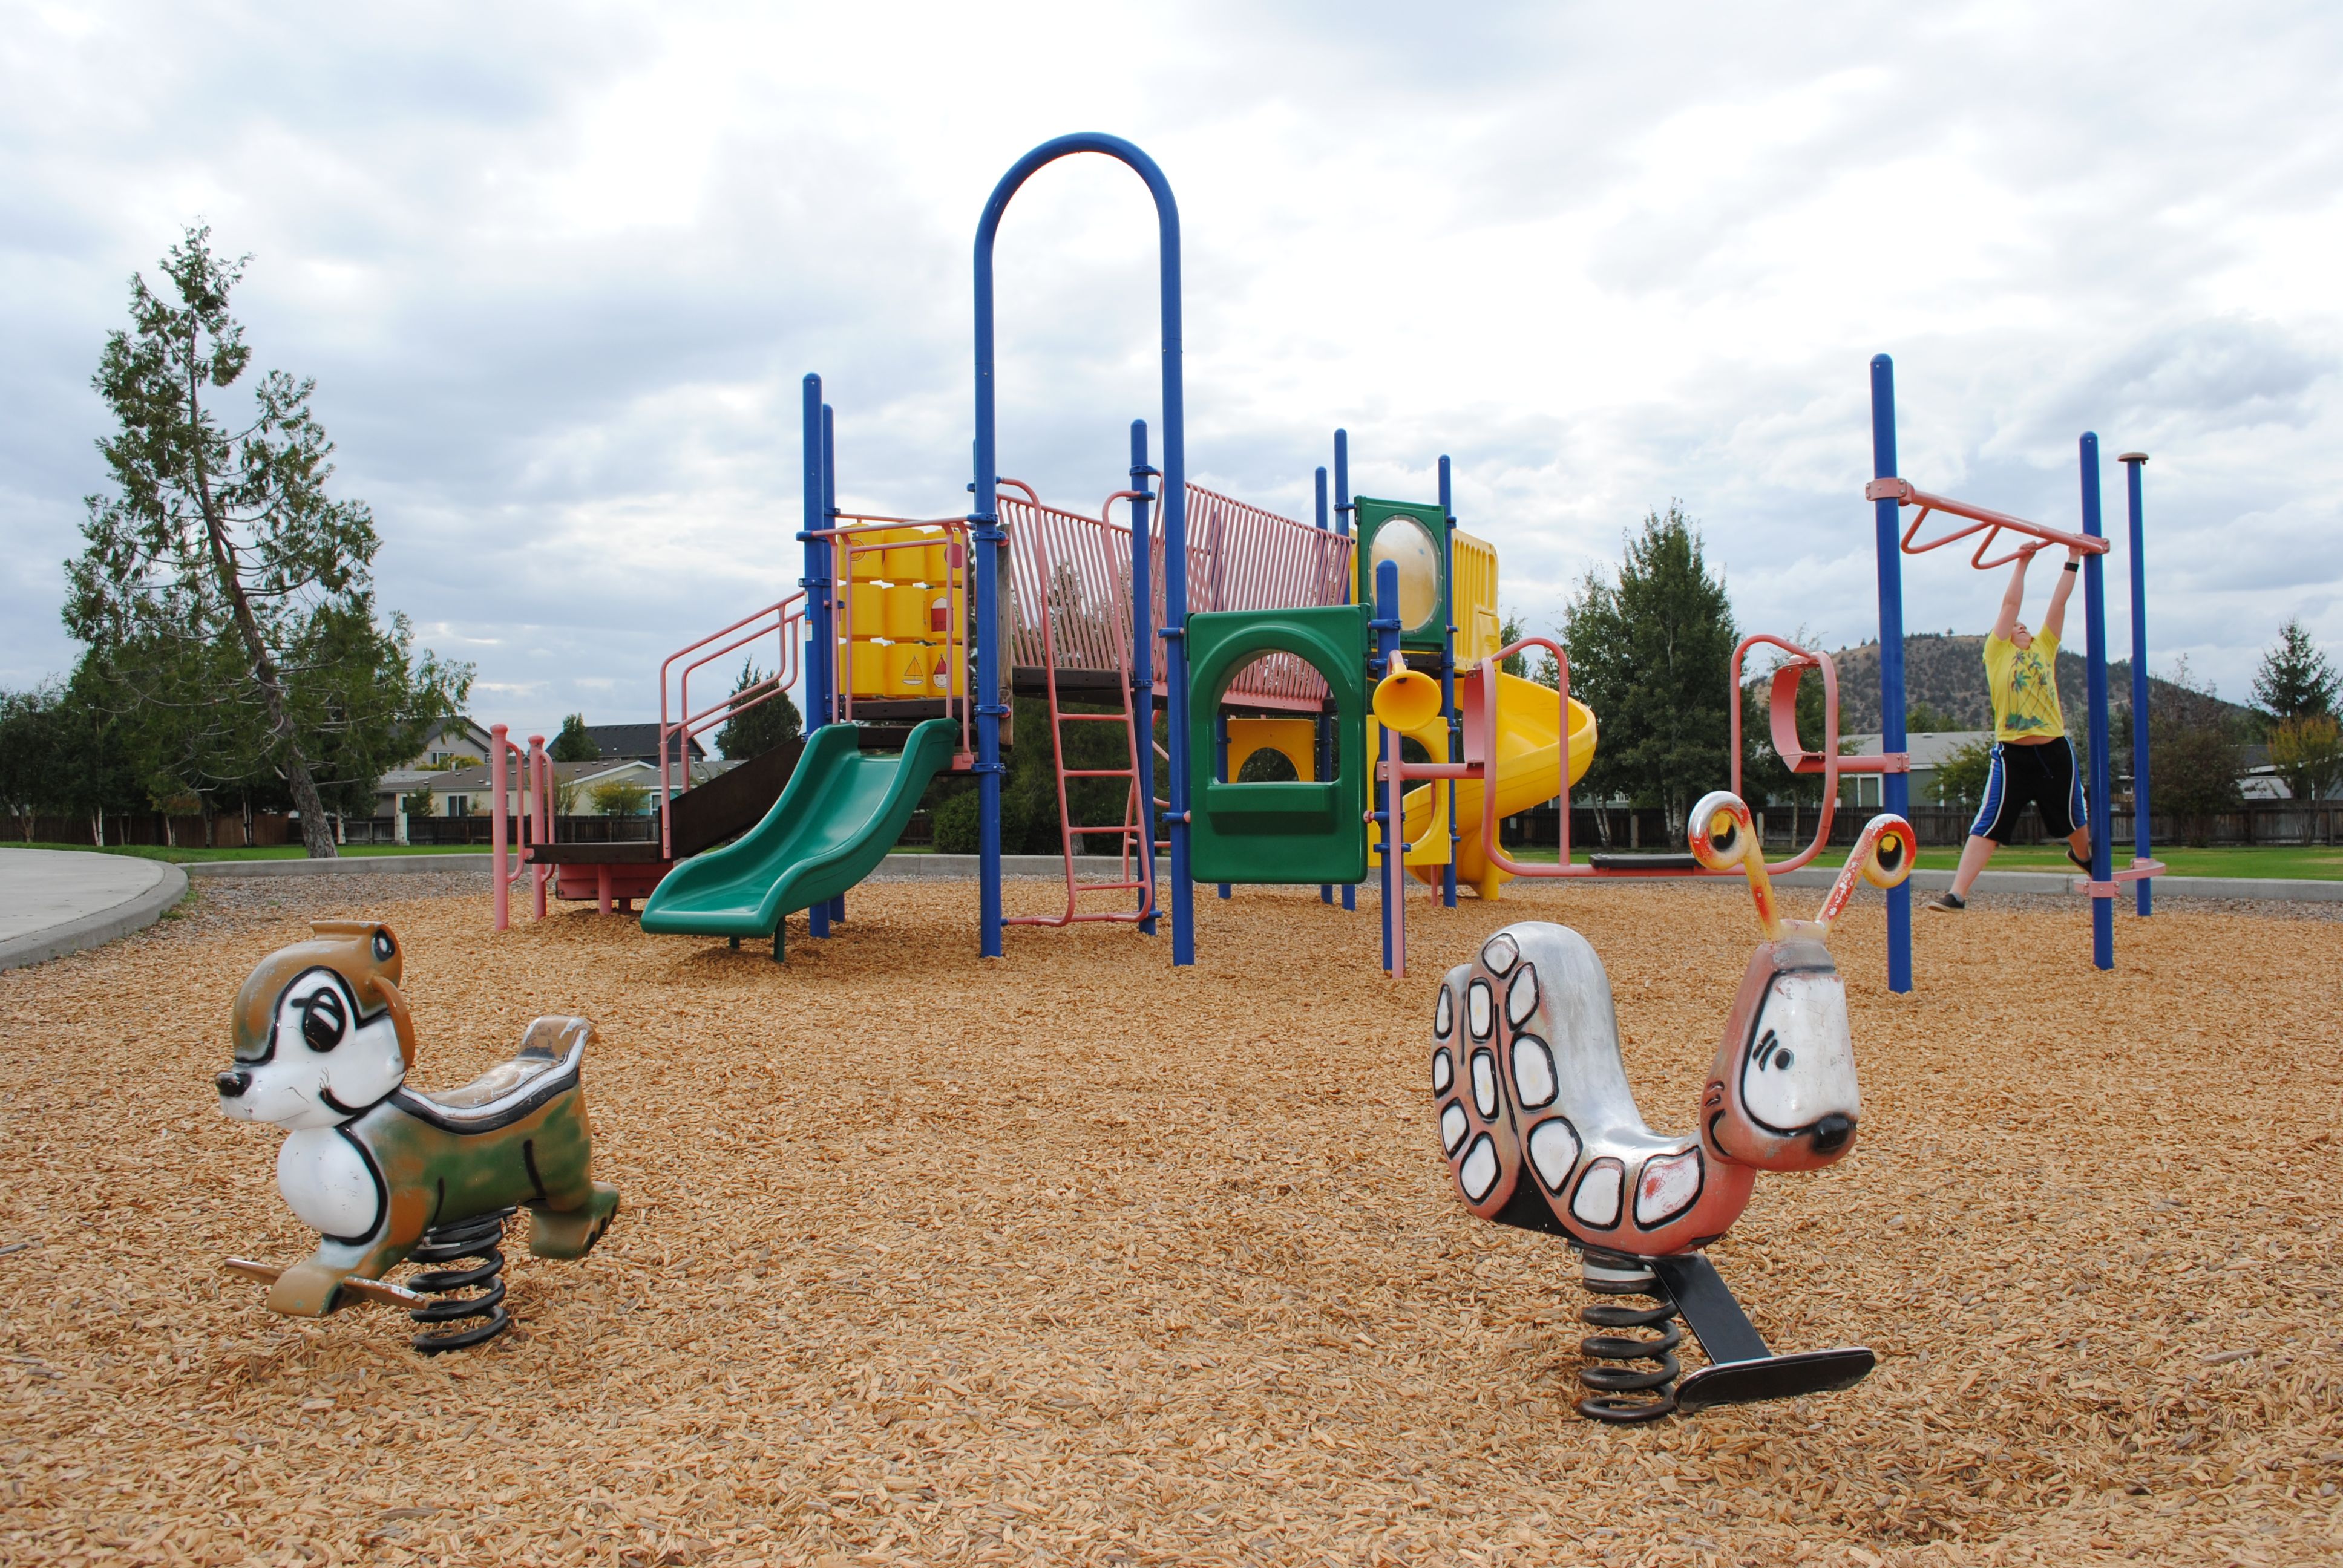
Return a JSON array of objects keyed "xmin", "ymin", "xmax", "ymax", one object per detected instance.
[
  {"xmin": 482, "ymin": 132, "xmax": 2161, "ymax": 991},
  {"xmin": 1432, "ymin": 798, "xmax": 1916, "ymax": 1419}
]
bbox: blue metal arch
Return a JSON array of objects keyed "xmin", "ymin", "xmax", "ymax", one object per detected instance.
[{"xmin": 971, "ymin": 132, "xmax": 1193, "ymax": 964}]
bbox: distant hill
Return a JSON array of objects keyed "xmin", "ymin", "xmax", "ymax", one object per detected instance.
[{"xmin": 1821, "ymin": 633, "xmax": 2253, "ymax": 733}]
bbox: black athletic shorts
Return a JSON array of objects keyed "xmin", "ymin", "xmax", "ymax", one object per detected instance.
[{"xmin": 1970, "ymin": 736, "xmax": 2087, "ymax": 843}]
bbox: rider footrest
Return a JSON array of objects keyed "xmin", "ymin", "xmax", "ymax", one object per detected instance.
[
  {"xmin": 1649, "ymin": 1253, "xmax": 1875, "ymax": 1412},
  {"xmin": 1587, "ymin": 851, "xmax": 1702, "ymax": 871}
]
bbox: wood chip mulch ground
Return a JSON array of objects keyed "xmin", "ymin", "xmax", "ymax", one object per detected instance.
[{"xmin": 2, "ymin": 871, "xmax": 2338, "ymax": 1566}]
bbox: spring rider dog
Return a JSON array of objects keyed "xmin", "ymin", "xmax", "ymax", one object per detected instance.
[
  {"xmin": 215, "ymin": 920, "xmax": 620, "ymax": 1350},
  {"xmin": 1431, "ymin": 791, "xmax": 1915, "ymax": 1420}
]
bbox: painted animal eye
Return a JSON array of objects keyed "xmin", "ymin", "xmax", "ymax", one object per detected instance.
[
  {"xmin": 301, "ymin": 988, "xmax": 347, "ymax": 1052},
  {"xmin": 372, "ymin": 930, "xmax": 395, "ymax": 962}
]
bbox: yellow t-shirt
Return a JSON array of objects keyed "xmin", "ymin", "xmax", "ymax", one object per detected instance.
[{"xmin": 1982, "ymin": 630, "xmax": 2063, "ymax": 742}]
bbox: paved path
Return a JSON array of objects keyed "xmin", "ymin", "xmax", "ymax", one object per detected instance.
[{"xmin": 0, "ymin": 849, "xmax": 189, "ymax": 971}]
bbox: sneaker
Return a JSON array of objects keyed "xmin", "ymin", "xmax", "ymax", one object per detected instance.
[
  {"xmin": 1923, "ymin": 891, "xmax": 1966, "ymax": 913},
  {"xmin": 2067, "ymin": 849, "xmax": 2092, "ymax": 873}
]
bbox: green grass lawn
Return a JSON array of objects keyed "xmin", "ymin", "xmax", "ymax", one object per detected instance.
[
  {"xmin": 1498, "ymin": 842, "xmax": 2343, "ymax": 881},
  {"xmin": 0, "ymin": 841, "xmax": 492, "ymax": 864}
]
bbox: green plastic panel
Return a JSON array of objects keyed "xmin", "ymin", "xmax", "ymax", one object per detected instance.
[
  {"xmin": 1184, "ymin": 604, "xmax": 1369, "ymax": 884},
  {"xmin": 1353, "ymin": 496, "xmax": 1451, "ymax": 650}
]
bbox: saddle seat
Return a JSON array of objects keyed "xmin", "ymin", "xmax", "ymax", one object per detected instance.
[{"xmin": 405, "ymin": 1016, "xmax": 591, "ymax": 1122}]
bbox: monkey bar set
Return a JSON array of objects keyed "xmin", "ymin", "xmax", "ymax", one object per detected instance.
[{"xmin": 1866, "ymin": 356, "xmax": 2161, "ymax": 978}]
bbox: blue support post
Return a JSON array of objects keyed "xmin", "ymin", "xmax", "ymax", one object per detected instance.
[
  {"xmin": 821, "ymin": 402, "xmax": 844, "ymax": 931},
  {"xmin": 798, "ymin": 374, "xmax": 832, "ymax": 732},
  {"xmin": 1316, "ymin": 463, "xmax": 1334, "ymax": 906},
  {"xmin": 1868, "ymin": 356, "xmax": 1913, "ymax": 993},
  {"xmin": 1336, "ymin": 430, "xmax": 1357, "ymax": 914},
  {"xmin": 2120, "ymin": 451, "xmax": 2152, "ymax": 916},
  {"xmin": 1438, "ymin": 454, "xmax": 1458, "ymax": 909},
  {"xmin": 801, "ymin": 378, "xmax": 834, "ymax": 942},
  {"xmin": 2081, "ymin": 434, "xmax": 2114, "ymax": 971},
  {"xmin": 974, "ymin": 133, "xmax": 1189, "ymax": 964},
  {"xmin": 1373, "ymin": 560, "xmax": 1401, "ymax": 973},
  {"xmin": 1130, "ymin": 419, "xmax": 1159, "ymax": 935}
]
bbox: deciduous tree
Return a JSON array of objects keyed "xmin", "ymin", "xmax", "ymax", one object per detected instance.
[{"xmin": 64, "ymin": 226, "xmax": 465, "ymax": 857}]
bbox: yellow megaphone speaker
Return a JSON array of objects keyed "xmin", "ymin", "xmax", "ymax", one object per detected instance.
[{"xmin": 1372, "ymin": 662, "xmax": 1443, "ymax": 733}]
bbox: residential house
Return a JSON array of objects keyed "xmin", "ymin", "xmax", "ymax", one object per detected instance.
[
  {"xmin": 1838, "ymin": 731, "xmax": 1995, "ymax": 809},
  {"xmin": 372, "ymin": 717, "xmax": 500, "ymax": 822}
]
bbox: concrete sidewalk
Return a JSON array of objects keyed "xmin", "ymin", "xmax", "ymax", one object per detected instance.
[{"xmin": 0, "ymin": 849, "xmax": 189, "ymax": 971}]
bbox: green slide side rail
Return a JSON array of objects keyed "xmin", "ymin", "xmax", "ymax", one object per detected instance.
[{"xmin": 640, "ymin": 718, "xmax": 960, "ymax": 939}]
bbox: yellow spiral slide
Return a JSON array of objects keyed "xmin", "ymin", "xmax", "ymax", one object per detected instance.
[{"xmin": 1368, "ymin": 668, "xmax": 1596, "ymax": 900}]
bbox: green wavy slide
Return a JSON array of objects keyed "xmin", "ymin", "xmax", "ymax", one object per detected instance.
[{"xmin": 640, "ymin": 718, "xmax": 959, "ymax": 946}]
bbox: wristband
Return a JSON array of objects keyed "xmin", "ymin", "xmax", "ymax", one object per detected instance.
[{"xmin": 2063, "ymin": 562, "xmax": 2079, "ymax": 573}]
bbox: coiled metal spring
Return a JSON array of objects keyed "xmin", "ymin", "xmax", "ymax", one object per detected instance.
[
  {"xmin": 1575, "ymin": 1250, "xmax": 1683, "ymax": 1422},
  {"xmin": 406, "ymin": 1207, "xmax": 515, "ymax": 1354}
]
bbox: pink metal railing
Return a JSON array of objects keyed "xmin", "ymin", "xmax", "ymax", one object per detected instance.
[
  {"xmin": 997, "ymin": 481, "xmax": 1352, "ymax": 711},
  {"xmin": 657, "ymin": 592, "xmax": 805, "ymax": 858}
]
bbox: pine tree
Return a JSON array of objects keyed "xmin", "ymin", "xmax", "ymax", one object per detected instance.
[
  {"xmin": 714, "ymin": 662, "xmax": 803, "ymax": 760},
  {"xmin": 2251, "ymin": 619, "xmax": 2338, "ymax": 720},
  {"xmin": 1562, "ymin": 504, "xmax": 1739, "ymax": 835},
  {"xmin": 549, "ymin": 714, "xmax": 599, "ymax": 762}
]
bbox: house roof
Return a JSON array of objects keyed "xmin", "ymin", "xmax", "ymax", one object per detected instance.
[
  {"xmin": 582, "ymin": 724, "xmax": 703, "ymax": 763},
  {"xmin": 399, "ymin": 755, "xmax": 737, "ymax": 794}
]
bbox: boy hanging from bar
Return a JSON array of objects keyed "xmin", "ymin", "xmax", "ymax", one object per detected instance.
[{"xmin": 1925, "ymin": 542, "xmax": 2092, "ymax": 912}]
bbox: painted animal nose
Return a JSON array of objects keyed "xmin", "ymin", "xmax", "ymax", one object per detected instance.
[
  {"xmin": 1810, "ymin": 1112, "xmax": 1855, "ymax": 1155},
  {"xmin": 216, "ymin": 1069, "xmax": 252, "ymax": 1099}
]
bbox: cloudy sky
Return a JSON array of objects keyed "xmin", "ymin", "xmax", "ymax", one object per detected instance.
[{"xmin": 4, "ymin": 1, "xmax": 2338, "ymax": 737}]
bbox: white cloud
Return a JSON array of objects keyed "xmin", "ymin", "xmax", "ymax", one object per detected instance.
[{"xmin": 3, "ymin": 0, "xmax": 2339, "ymax": 726}]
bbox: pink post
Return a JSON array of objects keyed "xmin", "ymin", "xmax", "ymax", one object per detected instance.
[
  {"xmin": 530, "ymin": 736, "xmax": 549, "ymax": 920},
  {"xmin": 491, "ymin": 723, "xmax": 510, "ymax": 932}
]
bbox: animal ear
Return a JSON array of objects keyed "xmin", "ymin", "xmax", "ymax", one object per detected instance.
[
  {"xmin": 1817, "ymin": 814, "xmax": 1918, "ymax": 934},
  {"xmin": 366, "ymin": 976, "xmax": 418, "ymax": 1073},
  {"xmin": 1686, "ymin": 789, "xmax": 1781, "ymax": 941}
]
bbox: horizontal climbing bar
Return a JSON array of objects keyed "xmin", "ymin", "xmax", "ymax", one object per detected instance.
[{"xmin": 1869, "ymin": 477, "xmax": 2111, "ymax": 570}]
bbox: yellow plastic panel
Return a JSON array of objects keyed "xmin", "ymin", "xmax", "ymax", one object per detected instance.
[
  {"xmin": 883, "ymin": 585, "xmax": 931, "ymax": 640},
  {"xmin": 841, "ymin": 641, "xmax": 885, "ymax": 696},
  {"xmin": 845, "ymin": 583, "xmax": 885, "ymax": 638},
  {"xmin": 848, "ymin": 529, "xmax": 900, "ymax": 581},
  {"xmin": 1452, "ymin": 529, "xmax": 1502, "ymax": 665},
  {"xmin": 883, "ymin": 642, "xmax": 931, "ymax": 697},
  {"xmin": 929, "ymin": 644, "xmax": 966, "ymax": 696},
  {"xmin": 886, "ymin": 530, "xmax": 936, "ymax": 583}
]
